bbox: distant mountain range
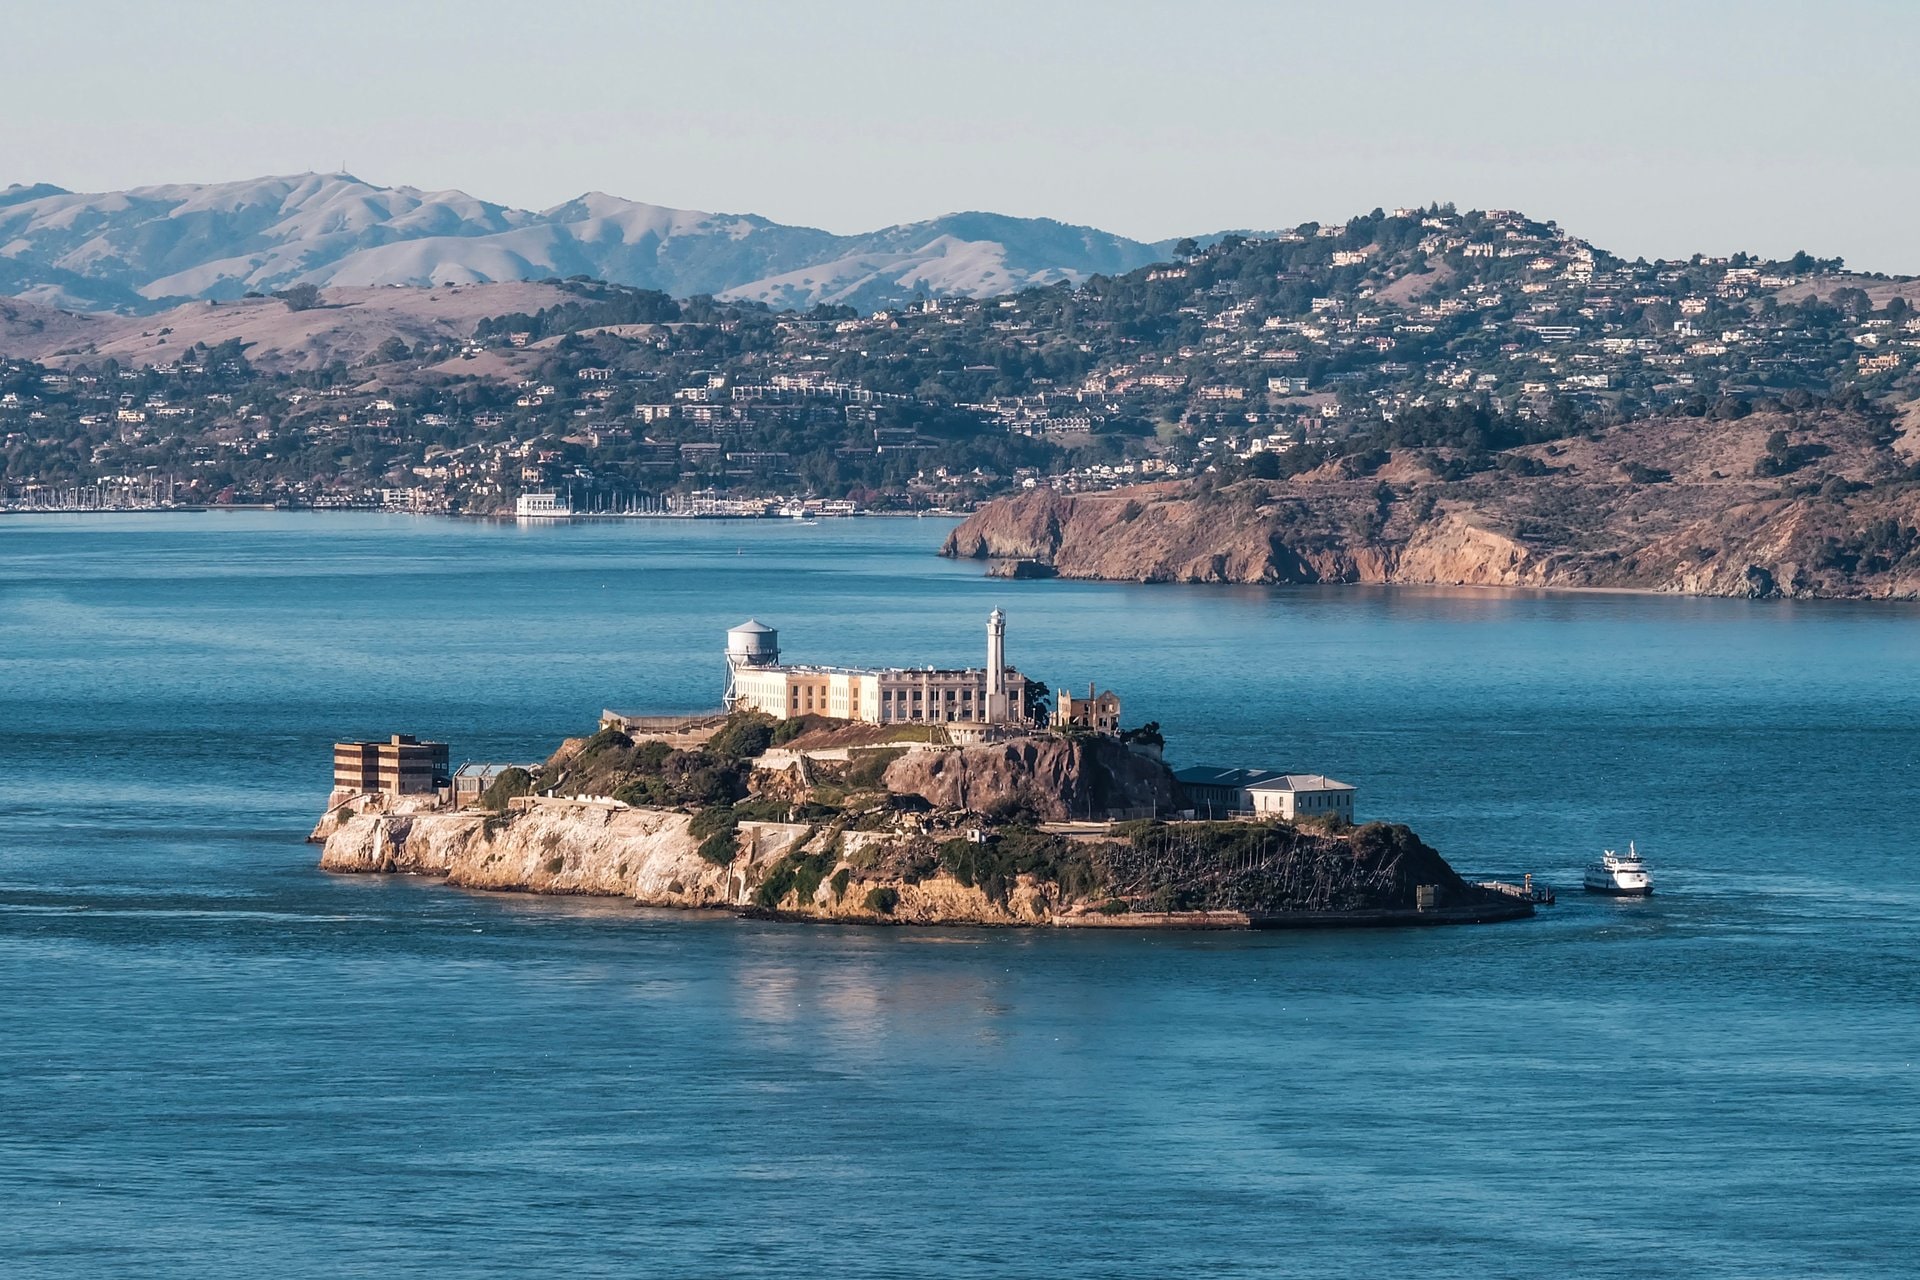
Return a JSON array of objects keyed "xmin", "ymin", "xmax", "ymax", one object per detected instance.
[{"xmin": 0, "ymin": 174, "xmax": 1204, "ymax": 314}]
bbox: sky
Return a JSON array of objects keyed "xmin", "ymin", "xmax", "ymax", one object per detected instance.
[{"xmin": 4, "ymin": 0, "xmax": 1917, "ymax": 271}]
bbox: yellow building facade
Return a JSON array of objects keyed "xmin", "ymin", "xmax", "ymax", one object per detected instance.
[{"xmin": 723, "ymin": 614, "xmax": 1029, "ymax": 726}]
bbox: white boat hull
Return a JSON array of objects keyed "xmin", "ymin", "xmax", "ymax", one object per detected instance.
[{"xmin": 1584, "ymin": 843, "xmax": 1653, "ymax": 896}]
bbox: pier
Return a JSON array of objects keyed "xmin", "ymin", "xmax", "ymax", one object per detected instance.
[{"xmin": 1473, "ymin": 876, "xmax": 1556, "ymax": 906}]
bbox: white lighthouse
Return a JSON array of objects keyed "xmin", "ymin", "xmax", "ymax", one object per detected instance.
[{"xmin": 985, "ymin": 608, "xmax": 1009, "ymax": 723}]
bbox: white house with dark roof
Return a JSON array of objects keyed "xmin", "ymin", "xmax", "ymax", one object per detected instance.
[
  {"xmin": 1175, "ymin": 766, "xmax": 1357, "ymax": 820},
  {"xmin": 1246, "ymin": 774, "xmax": 1356, "ymax": 821}
]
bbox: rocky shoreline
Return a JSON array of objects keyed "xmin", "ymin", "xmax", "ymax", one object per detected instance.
[
  {"xmin": 313, "ymin": 797, "xmax": 1531, "ymax": 930},
  {"xmin": 941, "ymin": 410, "xmax": 1920, "ymax": 599}
]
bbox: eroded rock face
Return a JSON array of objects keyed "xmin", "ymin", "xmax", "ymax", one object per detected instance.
[
  {"xmin": 317, "ymin": 800, "xmax": 1049, "ymax": 924},
  {"xmin": 942, "ymin": 412, "xmax": 1920, "ymax": 599},
  {"xmin": 881, "ymin": 735, "xmax": 1175, "ymax": 821},
  {"xmin": 942, "ymin": 485, "xmax": 1552, "ymax": 586},
  {"xmin": 321, "ymin": 804, "xmax": 738, "ymax": 905}
]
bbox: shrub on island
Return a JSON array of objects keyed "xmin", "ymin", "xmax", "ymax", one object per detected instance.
[{"xmin": 480, "ymin": 767, "xmax": 535, "ymax": 811}]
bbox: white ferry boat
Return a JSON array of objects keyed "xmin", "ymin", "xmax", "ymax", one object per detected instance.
[
  {"xmin": 514, "ymin": 492, "xmax": 572, "ymax": 520},
  {"xmin": 1583, "ymin": 842, "xmax": 1654, "ymax": 896}
]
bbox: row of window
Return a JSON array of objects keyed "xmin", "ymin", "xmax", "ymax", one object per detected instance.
[{"xmin": 881, "ymin": 689, "xmax": 975, "ymax": 703}]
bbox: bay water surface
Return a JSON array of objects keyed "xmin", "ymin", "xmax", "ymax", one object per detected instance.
[{"xmin": 1, "ymin": 512, "xmax": 1916, "ymax": 1277}]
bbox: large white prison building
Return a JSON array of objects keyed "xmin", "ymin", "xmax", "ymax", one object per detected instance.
[{"xmin": 723, "ymin": 612, "xmax": 1031, "ymax": 726}]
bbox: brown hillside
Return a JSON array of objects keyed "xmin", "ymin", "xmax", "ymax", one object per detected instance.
[
  {"xmin": 944, "ymin": 410, "xmax": 1920, "ymax": 599},
  {"xmin": 0, "ymin": 282, "xmax": 576, "ymax": 373}
]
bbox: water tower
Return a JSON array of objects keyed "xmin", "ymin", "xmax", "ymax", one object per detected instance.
[{"xmin": 724, "ymin": 620, "xmax": 780, "ymax": 707}]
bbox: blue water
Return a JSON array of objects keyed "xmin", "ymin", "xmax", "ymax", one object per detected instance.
[{"xmin": 2, "ymin": 512, "xmax": 1916, "ymax": 1278}]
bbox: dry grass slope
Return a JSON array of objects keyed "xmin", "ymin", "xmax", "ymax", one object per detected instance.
[{"xmin": 0, "ymin": 283, "xmax": 577, "ymax": 373}]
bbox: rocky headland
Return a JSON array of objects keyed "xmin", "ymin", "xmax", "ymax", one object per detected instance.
[
  {"xmin": 314, "ymin": 715, "xmax": 1527, "ymax": 929},
  {"xmin": 943, "ymin": 409, "xmax": 1920, "ymax": 599}
]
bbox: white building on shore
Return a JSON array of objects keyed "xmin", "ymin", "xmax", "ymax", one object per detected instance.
[
  {"xmin": 1247, "ymin": 775, "xmax": 1356, "ymax": 820},
  {"xmin": 1175, "ymin": 766, "xmax": 1357, "ymax": 820},
  {"xmin": 723, "ymin": 612, "xmax": 1030, "ymax": 726},
  {"xmin": 514, "ymin": 492, "xmax": 572, "ymax": 519}
]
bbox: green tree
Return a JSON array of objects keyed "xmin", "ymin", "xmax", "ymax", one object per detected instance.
[
  {"xmin": 1023, "ymin": 680, "xmax": 1052, "ymax": 726},
  {"xmin": 275, "ymin": 283, "xmax": 323, "ymax": 312},
  {"xmin": 479, "ymin": 767, "xmax": 534, "ymax": 810}
]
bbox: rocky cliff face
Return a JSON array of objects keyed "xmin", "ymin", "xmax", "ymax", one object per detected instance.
[
  {"xmin": 882, "ymin": 735, "xmax": 1175, "ymax": 821},
  {"xmin": 944, "ymin": 412, "xmax": 1920, "ymax": 599},
  {"xmin": 317, "ymin": 797, "xmax": 1512, "ymax": 928},
  {"xmin": 320, "ymin": 799, "xmax": 1057, "ymax": 925},
  {"xmin": 320, "ymin": 801, "xmax": 734, "ymax": 902}
]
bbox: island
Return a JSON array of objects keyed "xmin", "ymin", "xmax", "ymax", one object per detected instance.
[{"xmin": 312, "ymin": 616, "xmax": 1533, "ymax": 929}]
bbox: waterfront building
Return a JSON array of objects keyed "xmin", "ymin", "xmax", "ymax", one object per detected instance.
[
  {"xmin": 1246, "ymin": 775, "xmax": 1356, "ymax": 821},
  {"xmin": 514, "ymin": 492, "xmax": 571, "ymax": 518},
  {"xmin": 332, "ymin": 734, "xmax": 451, "ymax": 795},
  {"xmin": 1175, "ymin": 766, "xmax": 1356, "ymax": 819},
  {"xmin": 723, "ymin": 612, "xmax": 1030, "ymax": 726},
  {"xmin": 1175, "ymin": 766, "xmax": 1286, "ymax": 817}
]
